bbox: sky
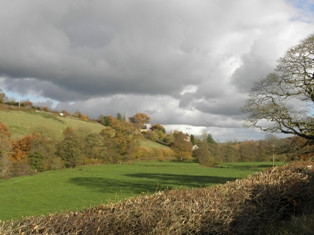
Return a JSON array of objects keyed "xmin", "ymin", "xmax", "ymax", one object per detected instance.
[{"xmin": 0, "ymin": 0, "xmax": 313, "ymax": 142}]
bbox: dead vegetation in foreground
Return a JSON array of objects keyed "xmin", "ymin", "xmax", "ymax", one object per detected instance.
[{"xmin": 1, "ymin": 162, "xmax": 313, "ymax": 235}]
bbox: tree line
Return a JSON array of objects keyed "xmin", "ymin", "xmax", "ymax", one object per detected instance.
[{"xmin": 0, "ymin": 109, "xmax": 312, "ymax": 178}]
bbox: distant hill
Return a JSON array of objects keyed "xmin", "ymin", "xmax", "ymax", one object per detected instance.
[
  {"xmin": 0, "ymin": 108, "xmax": 105, "ymax": 140},
  {"xmin": 0, "ymin": 107, "xmax": 170, "ymax": 151},
  {"xmin": 0, "ymin": 105, "xmax": 175, "ymax": 178}
]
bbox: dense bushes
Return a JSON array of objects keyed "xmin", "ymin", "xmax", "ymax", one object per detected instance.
[
  {"xmin": 192, "ymin": 136, "xmax": 313, "ymax": 164},
  {"xmin": 0, "ymin": 118, "xmax": 143, "ymax": 177},
  {"xmin": 1, "ymin": 162, "xmax": 313, "ymax": 234},
  {"xmin": 135, "ymin": 146, "xmax": 175, "ymax": 161}
]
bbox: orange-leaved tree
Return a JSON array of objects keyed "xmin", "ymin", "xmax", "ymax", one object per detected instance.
[
  {"xmin": 130, "ymin": 113, "xmax": 150, "ymax": 129},
  {"xmin": 0, "ymin": 121, "xmax": 12, "ymax": 177},
  {"xmin": 12, "ymin": 135, "xmax": 35, "ymax": 161}
]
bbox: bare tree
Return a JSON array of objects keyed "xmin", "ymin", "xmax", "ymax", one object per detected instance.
[{"xmin": 243, "ymin": 33, "xmax": 314, "ymax": 140}]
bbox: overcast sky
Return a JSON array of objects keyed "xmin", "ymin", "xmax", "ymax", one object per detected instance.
[{"xmin": 0, "ymin": 0, "xmax": 313, "ymax": 142}]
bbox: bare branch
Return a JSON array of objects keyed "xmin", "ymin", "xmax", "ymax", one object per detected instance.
[{"xmin": 243, "ymin": 33, "xmax": 314, "ymax": 140}]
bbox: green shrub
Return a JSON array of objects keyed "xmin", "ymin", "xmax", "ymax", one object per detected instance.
[
  {"xmin": 56, "ymin": 137, "xmax": 83, "ymax": 168},
  {"xmin": 28, "ymin": 152, "xmax": 44, "ymax": 171}
]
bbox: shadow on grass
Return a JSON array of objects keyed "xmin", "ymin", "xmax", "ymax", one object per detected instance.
[
  {"xmin": 69, "ymin": 174, "xmax": 237, "ymax": 195},
  {"xmin": 125, "ymin": 173, "xmax": 236, "ymax": 187},
  {"xmin": 70, "ymin": 177, "xmax": 167, "ymax": 194},
  {"xmin": 216, "ymin": 163, "xmax": 277, "ymax": 171}
]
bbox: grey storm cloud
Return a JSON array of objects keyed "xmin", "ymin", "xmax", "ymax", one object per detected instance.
[{"xmin": 0, "ymin": 0, "xmax": 313, "ymax": 141}]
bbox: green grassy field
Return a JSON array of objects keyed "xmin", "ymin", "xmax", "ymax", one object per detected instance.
[
  {"xmin": 0, "ymin": 110, "xmax": 105, "ymax": 140},
  {"xmin": 139, "ymin": 139, "xmax": 168, "ymax": 148},
  {"xmin": 0, "ymin": 161, "xmax": 285, "ymax": 221}
]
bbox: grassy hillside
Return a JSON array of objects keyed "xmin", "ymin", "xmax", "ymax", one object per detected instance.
[
  {"xmin": 0, "ymin": 109, "xmax": 169, "ymax": 148},
  {"xmin": 139, "ymin": 139, "xmax": 169, "ymax": 148},
  {"xmin": 0, "ymin": 109, "xmax": 105, "ymax": 140},
  {"xmin": 0, "ymin": 161, "xmax": 284, "ymax": 221}
]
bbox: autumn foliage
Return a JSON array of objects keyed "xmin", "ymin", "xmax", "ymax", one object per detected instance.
[
  {"xmin": 0, "ymin": 104, "xmax": 312, "ymax": 179},
  {"xmin": 130, "ymin": 113, "xmax": 150, "ymax": 129},
  {"xmin": 0, "ymin": 121, "xmax": 10, "ymax": 138},
  {"xmin": 0, "ymin": 122, "xmax": 12, "ymax": 177},
  {"xmin": 12, "ymin": 135, "xmax": 35, "ymax": 161}
]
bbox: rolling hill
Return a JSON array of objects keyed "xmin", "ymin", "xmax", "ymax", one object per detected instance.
[
  {"xmin": 0, "ymin": 109, "xmax": 106, "ymax": 140},
  {"xmin": 0, "ymin": 107, "xmax": 168, "ymax": 151}
]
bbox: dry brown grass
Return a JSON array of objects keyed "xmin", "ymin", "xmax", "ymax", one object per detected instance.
[{"xmin": 1, "ymin": 162, "xmax": 313, "ymax": 235}]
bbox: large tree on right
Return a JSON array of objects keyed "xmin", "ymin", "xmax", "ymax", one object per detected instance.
[{"xmin": 243, "ymin": 33, "xmax": 314, "ymax": 141}]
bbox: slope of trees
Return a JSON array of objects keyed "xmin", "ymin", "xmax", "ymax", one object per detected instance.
[
  {"xmin": 0, "ymin": 117, "xmax": 142, "ymax": 177},
  {"xmin": 0, "ymin": 91, "xmax": 312, "ymax": 179}
]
